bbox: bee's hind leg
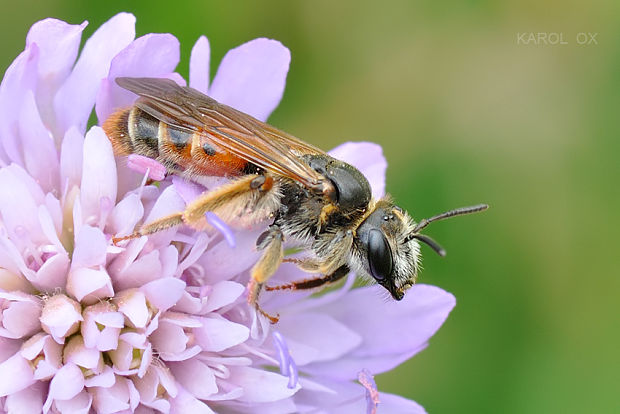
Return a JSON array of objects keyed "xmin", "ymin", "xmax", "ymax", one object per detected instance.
[{"xmin": 248, "ymin": 225, "xmax": 284, "ymax": 323}]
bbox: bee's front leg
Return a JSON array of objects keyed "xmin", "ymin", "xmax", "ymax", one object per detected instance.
[{"xmin": 248, "ymin": 225, "xmax": 284, "ymax": 323}]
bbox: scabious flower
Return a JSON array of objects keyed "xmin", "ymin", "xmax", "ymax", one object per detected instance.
[{"xmin": 0, "ymin": 13, "xmax": 456, "ymax": 413}]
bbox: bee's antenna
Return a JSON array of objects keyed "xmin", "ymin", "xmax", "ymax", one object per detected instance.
[
  {"xmin": 412, "ymin": 204, "xmax": 488, "ymax": 233},
  {"xmin": 411, "ymin": 233, "xmax": 446, "ymax": 257},
  {"xmin": 404, "ymin": 204, "xmax": 488, "ymax": 256}
]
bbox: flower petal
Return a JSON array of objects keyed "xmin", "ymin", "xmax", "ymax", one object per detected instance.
[
  {"xmin": 54, "ymin": 390, "xmax": 92, "ymax": 414},
  {"xmin": 170, "ymin": 386, "xmax": 216, "ymax": 414},
  {"xmin": 80, "ymin": 126, "xmax": 117, "ymax": 225},
  {"xmin": 4, "ymin": 383, "xmax": 45, "ymax": 414},
  {"xmin": 0, "ymin": 353, "xmax": 35, "ymax": 397},
  {"xmin": 277, "ymin": 313, "xmax": 362, "ymax": 365},
  {"xmin": 141, "ymin": 277, "xmax": 186, "ymax": 312},
  {"xmin": 228, "ymin": 366, "xmax": 300, "ymax": 403},
  {"xmin": 169, "ymin": 359, "xmax": 218, "ymax": 399},
  {"xmin": 71, "ymin": 225, "xmax": 107, "ymax": 268},
  {"xmin": 67, "ymin": 267, "xmax": 114, "ymax": 304},
  {"xmin": 26, "ymin": 18, "xmax": 87, "ymax": 131},
  {"xmin": 54, "ymin": 13, "xmax": 136, "ymax": 134},
  {"xmin": 209, "ymin": 38, "xmax": 290, "ymax": 121},
  {"xmin": 95, "ymin": 33, "xmax": 180, "ymax": 123},
  {"xmin": 18, "ymin": 90, "xmax": 59, "ymax": 193},
  {"xmin": 0, "ymin": 44, "xmax": 39, "ymax": 166},
  {"xmin": 189, "ymin": 36, "xmax": 210, "ymax": 93},
  {"xmin": 0, "ymin": 165, "xmax": 45, "ymax": 245},
  {"xmin": 203, "ymin": 280, "xmax": 245, "ymax": 313},
  {"xmin": 328, "ymin": 142, "xmax": 387, "ymax": 199},
  {"xmin": 60, "ymin": 127, "xmax": 84, "ymax": 192},
  {"xmin": 301, "ymin": 284, "xmax": 455, "ymax": 379},
  {"xmin": 107, "ymin": 193, "xmax": 144, "ymax": 237},
  {"xmin": 194, "ymin": 316, "xmax": 249, "ymax": 352}
]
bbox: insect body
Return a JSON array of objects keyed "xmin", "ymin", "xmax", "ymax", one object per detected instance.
[{"xmin": 104, "ymin": 77, "xmax": 487, "ymax": 322}]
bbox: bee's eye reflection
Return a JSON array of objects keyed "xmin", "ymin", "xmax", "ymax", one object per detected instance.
[{"xmin": 367, "ymin": 229, "xmax": 393, "ymax": 281}]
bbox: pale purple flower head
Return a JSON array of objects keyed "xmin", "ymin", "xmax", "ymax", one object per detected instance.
[{"xmin": 0, "ymin": 14, "xmax": 456, "ymax": 413}]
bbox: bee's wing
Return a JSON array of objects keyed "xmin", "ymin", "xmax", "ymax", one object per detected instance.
[{"xmin": 116, "ymin": 77, "xmax": 328, "ymax": 192}]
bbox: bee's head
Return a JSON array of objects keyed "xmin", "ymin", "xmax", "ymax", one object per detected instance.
[{"xmin": 354, "ymin": 200, "xmax": 488, "ymax": 300}]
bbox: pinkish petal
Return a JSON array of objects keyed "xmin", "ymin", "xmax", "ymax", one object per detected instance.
[
  {"xmin": 0, "ymin": 44, "xmax": 39, "ymax": 166},
  {"xmin": 209, "ymin": 38, "xmax": 290, "ymax": 121},
  {"xmin": 96, "ymin": 33, "xmax": 180, "ymax": 123},
  {"xmin": 26, "ymin": 18, "xmax": 85, "ymax": 80},
  {"xmin": 54, "ymin": 390, "xmax": 92, "ymax": 414},
  {"xmin": 26, "ymin": 19, "xmax": 87, "ymax": 131},
  {"xmin": 84, "ymin": 365, "xmax": 115, "ymax": 388},
  {"xmin": 39, "ymin": 197, "xmax": 64, "ymax": 251},
  {"xmin": 0, "ymin": 336, "xmax": 21, "ymax": 361},
  {"xmin": 66, "ymin": 267, "xmax": 114, "ymax": 303},
  {"xmin": 64, "ymin": 336, "xmax": 103, "ymax": 371},
  {"xmin": 0, "ymin": 291, "xmax": 41, "ymax": 338},
  {"xmin": 0, "ymin": 165, "xmax": 45, "ymax": 245},
  {"xmin": 189, "ymin": 36, "xmax": 210, "ymax": 93},
  {"xmin": 107, "ymin": 193, "xmax": 144, "ymax": 237},
  {"xmin": 203, "ymin": 280, "xmax": 245, "ymax": 313},
  {"xmin": 71, "ymin": 225, "xmax": 107, "ymax": 268},
  {"xmin": 171, "ymin": 175, "xmax": 204, "ymax": 204},
  {"xmin": 228, "ymin": 366, "xmax": 300, "ymax": 403},
  {"xmin": 170, "ymin": 386, "xmax": 216, "ymax": 414},
  {"xmin": 149, "ymin": 321, "xmax": 188, "ymax": 355},
  {"xmin": 302, "ymin": 284, "xmax": 455, "ymax": 379},
  {"xmin": 81, "ymin": 303, "xmax": 123, "ymax": 351},
  {"xmin": 40, "ymin": 294, "xmax": 82, "ymax": 343},
  {"xmin": 0, "ymin": 353, "xmax": 35, "ymax": 396},
  {"xmin": 5, "ymin": 383, "xmax": 45, "ymax": 413},
  {"xmin": 80, "ymin": 127, "xmax": 117, "ymax": 225},
  {"xmin": 193, "ymin": 317, "xmax": 249, "ymax": 352},
  {"xmin": 141, "ymin": 277, "xmax": 185, "ymax": 312},
  {"xmin": 169, "ymin": 359, "xmax": 217, "ymax": 399},
  {"xmin": 53, "ymin": 13, "xmax": 136, "ymax": 134},
  {"xmin": 43, "ymin": 363, "xmax": 84, "ymax": 412},
  {"xmin": 20, "ymin": 333, "xmax": 62, "ymax": 378},
  {"xmin": 113, "ymin": 249, "xmax": 163, "ymax": 291},
  {"xmin": 90, "ymin": 376, "xmax": 133, "ymax": 413},
  {"xmin": 198, "ymin": 228, "xmax": 263, "ymax": 283},
  {"xmin": 115, "ymin": 289, "xmax": 149, "ymax": 328},
  {"xmin": 34, "ymin": 252, "xmax": 69, "ymax": 293},
  {"xmin": 18, "ymin": 90, "xmax": 59, "ymax": 193},
  {"xmin": 59, "ymin": 127, "xmax": 84, "ymax": 192},
  {"xmin": 277, "ymin": 313, "xmax": 361, "ymax": 366},
  {"xmin": 328, "ymin": 142, "xmax": 387, "ymax": 199}
]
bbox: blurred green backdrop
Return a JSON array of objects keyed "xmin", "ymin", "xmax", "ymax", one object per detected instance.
[{"xmin": 2, "ymin": 1, "xmax": 618, "ymax": 413}]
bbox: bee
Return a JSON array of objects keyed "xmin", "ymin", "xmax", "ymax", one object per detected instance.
[{"xmin": 104, "ymin": 77, "xmax": 487, "ymax": 322}]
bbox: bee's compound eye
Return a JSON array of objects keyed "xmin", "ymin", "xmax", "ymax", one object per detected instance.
[{"xmin": 367, "ymin": 229, "xmax": 393, "ymax": 281}]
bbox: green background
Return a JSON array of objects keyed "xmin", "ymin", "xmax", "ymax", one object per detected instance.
[{"xmin": 2, "ymin": 1, "xmax": 618, "ymax": 412}]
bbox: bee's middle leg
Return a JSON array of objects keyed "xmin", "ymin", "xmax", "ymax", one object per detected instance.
[
  {"xmin": 248, "ymin": 225, "xmax": 284, "ymax": 323},
  {"xmin": 265, "ymin": 265, "xmax": 350, "ymax": 292}
]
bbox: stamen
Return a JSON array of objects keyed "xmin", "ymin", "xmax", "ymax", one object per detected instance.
[
  {"xmin": 358, "ymin": 369, "xmax": 380, "ymax": 414},
  {"xmin": 205, "ymin": 212, "xmax": 235, "ymax": 248},
  {"xmin": 127, "ymin": 154, "xmax": 166, "ymax": 181},
  {"xmin": 272, "ymin": 331, "xmax": 298, "ymax": 389}
]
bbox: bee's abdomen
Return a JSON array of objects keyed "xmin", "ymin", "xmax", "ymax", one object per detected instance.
[
  {"xmin": 128, "ymin": 108, "xmax": 161, "ymax": 158},
  {"xmin": 102, "ymin": 108, "xmax": 135, "ymax": 155},
  {"xmin": 103, "ymin": 107, "xmax": 248, "ymax": 177}
]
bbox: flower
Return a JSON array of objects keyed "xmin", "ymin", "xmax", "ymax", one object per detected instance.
[{"xmin": 0, "ymin": 13, "xmax": 456, "ymax": 413}]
